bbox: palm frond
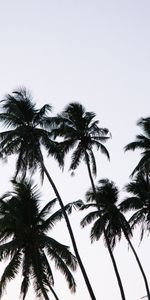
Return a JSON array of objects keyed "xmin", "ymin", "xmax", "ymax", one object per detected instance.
[
  {"xmin": 79, "ymin": 203, "xmax": 96, "ymax": 210},
  {"xmin": 33, "ymin": 104, "xmax": 52, "ymax": 126},
  {"xmin": 42, "ymin": 235, "xmax": 77, "ymax": 271},
  {"xmin": 137, "ymin": 117, "xmax": 150, "ymax": 137},
  {"xmin": 0, "ymin": 240, "xmax": 19, "ymax": 261},
  {"xmin": 46, "ymin": 245, "xmax": 76, "ymax": 293},
  {"xmin": 70, "ymin": 145, "xmax": 84, "ymax": 171},
  {"xmin": 89, "ymin": 150, "xmax": 97, "ymax": 176},
  {"xmin": 37, "ymin": 198, "xmax": 57, "ymax": 221},
  {"xmin": 95, "ymin": 142, "xmax": 110, "ymax": 160},
  {"xmin": 90, "ymin": 217, "xmax": 107, "ymax": 243},
  {"xmin": 39, "ymin": 201, "xmax": 83, "ymax": 231},
  {"xmin": 119, "ymin": 197, "xmax": 143, "ymax": 212},
  {"xmin": 130, "ymin": 152, "xmax": 150, "ymax": 176},
  {"xmin": 0, "ymin": 113, "xmax": 25, "ymax": 128},
  {"xmin": 0, "ymin": 250, "xmax": 22, "ymax": 298},
  {"xmin": 81, "ymin": 211, "xmax": 99, "ymax": 228},
  {"xmin": 30, "ymin": 248, "xmax": 49, "ymax": 299},
  {"xmin": 40, "ymin": 251, "xmax": 54, "ymax": 285},
  {"xmin": 129, "ymin": 210, "xmax": 146, "ymax": 230}
]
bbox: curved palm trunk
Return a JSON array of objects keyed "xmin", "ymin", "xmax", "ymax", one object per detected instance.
[
  {"xmin": 40, "ymin": 160, "xmax": 97, "ymax": 300},
  {"xmin": 85, "ymin": 153, "xmax": 126, "ymax": 300},
  {"xmin": 49, "ymin": 286, "xmax": 60, "ymax": 300},
  {"xmin": 124, "ymin": 232, "xmax": 150, "ymax": 300}
]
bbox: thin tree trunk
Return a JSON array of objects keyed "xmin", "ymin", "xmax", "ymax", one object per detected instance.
[
  {"xmin": 49, "ymin": 286, "xmax": 60, "ymax": 300},
  {"xmin": 40, "ymin": 160, "xmax": 97, "ymax": 300},
  {"xmin": 124, "ymin": 233, "xmax": 150, "ymax": 300},
  {"xmin": 145, "ymin": 167, "xmax": 149, "ymax": 186},
  {"xmin": 85, "ymin": 153, "xmax": 126, "ymax": 300},
  {"xmin": 41, "ymin": 288, "xmax": 50, "ymax": 300}
]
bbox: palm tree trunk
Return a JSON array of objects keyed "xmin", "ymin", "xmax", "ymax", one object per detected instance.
[
  {"xmin": 85, "ymin": 153, "xmax": 126, "ymax": 300},
  {"xmin": 49, "ymin": 286, "xmax": 60, "ymax": 300},
  {"xmin": 40, "ymin": 160, "xmax": 97, "ymax": 300},
  {"xmin": 41, "ymin": 289, "xmax": 50, "ymax": 300},
  {"xmin": 124, "ymin": 233, "xmax": 150, "ymax": 300},
  {"xmin": 146, "ymin": 167, "xmax": 150, "ymax": 186}
]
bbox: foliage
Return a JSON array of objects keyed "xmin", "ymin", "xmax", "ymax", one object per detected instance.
[
  {"xmin": 0, "ymin": 179, "xmax": 77, "ymax": 299},
  {"xmin": 50, "ymin": 102, "xmax": 110, "ymax": 175},
  {"xmin": 124, "ymin": 117, "xmax": 150, "ymax": 176},
  {"xmin": 120, "ymin": 171, "xmax": 150, "ymax": 241},
  {"xmin": 80, "ymin": 179, "xmax": 131, "ymax": 248},
  {"xmin": 0, "ymin": 88, "xmax": 63, "ymax": 181}
]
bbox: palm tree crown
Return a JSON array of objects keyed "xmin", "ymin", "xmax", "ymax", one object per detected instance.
[
  {"xmin": 81, "ymin": 179, "xmax": 131, "ymax": 248},
  {"xmin": 51, "ymin": 102, "xmax": 110, "ymax": 175},
  {"xmin": 124, "ymin": 117, "xmax": 150, "ymax": 176},
  {"xmin": 0, "ymin": 88, "xmax": 62, "ymax": 179},
  {"xmin": 0, "ymin": 179, "xmax": 77, "ymax": 299}
]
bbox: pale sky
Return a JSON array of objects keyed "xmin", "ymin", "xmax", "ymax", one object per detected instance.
[{"xmin": 0, "ymin": 1, "xmax": 150, "ymax": 299}]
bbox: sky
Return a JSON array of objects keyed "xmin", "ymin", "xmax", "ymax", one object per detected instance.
[{"xmin": 0, "ymin": 0, "xmax": 150, "ymax": 299}]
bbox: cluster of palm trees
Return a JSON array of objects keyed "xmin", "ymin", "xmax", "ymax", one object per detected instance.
[{"xmin": 0, "ymin": 87, "xmax": 149, "ymax": 300}]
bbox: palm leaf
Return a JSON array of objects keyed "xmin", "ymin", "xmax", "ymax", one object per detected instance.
[
  {"xmin": 131, "ymin": 152, "xmax": 150, "ymax": 176},
  {"xmin": 137, "ymin": 117, "xmax": 150, "ymax": 137},
  {"xmin": 37, "ymin": 198, "xmax": 57, "ymax": 221},
  {"xmin": 120, "ymin": 197, "xmax": 143, "ymax": 212},
  {"xmin": 89, "ymin": 150, "xmax": 97, "ymax": 176},
  {"xmin": 81, "ymin": 211, "xmax": 99, "ymax": 228},
  {"xmin": 90, "ymin": 217, "xmax": 107, "ymax": 243},
  {"xmin": 70, "ymin": 144, "xmax": 85, "ymax": 171},
  {"xmin": 0, "ymin": 250, "xmax": 22, "ymax": 298},
  {"xmin": 0, "ymin": 240, "xmax": 19, "ymax": 261},
  {"xmin": 41, "ymin": 235, "xmax": 77, "ymax": 271},
  {"xmin": 46, "ymin": 245, "xmax": 76, "ymax": 293},
  {"xmin": 33, "ymin": 104, "xmax": 52, "ymax": 126}
]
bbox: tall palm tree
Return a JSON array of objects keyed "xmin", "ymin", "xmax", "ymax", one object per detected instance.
[
  {"xmin": 80, "ymin": 179, "xmax": 127, "ymax": 300},
  {"xmin": 89, "ymin": 177, "xmax": 150, "ymax": 300},
  {"xmin": 124, "ymin": 117, "xmax": 150, "ymax": 176},
  {"xmin": 0, "ymin": 89, "xmax": 96, "ymax": 300},
  {"xmin": 81, "ymin": 178, "xmax": 150, "ymax": 300},
  {"xmin": 0, "ymin": 179, "xmax": 77, "ymax": 300},
  {"xmin": 50, "ymin": 103, "xmax": 127, "ymax": 300}
]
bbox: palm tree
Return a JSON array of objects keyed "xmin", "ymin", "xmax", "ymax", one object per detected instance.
[
  {"xmin": 0, "ymin": 89, "xmax": 96, "ymax": 300},
  {"xmin": 81, "ymin": 178, "xmax": 150, "ymax": 300},
  {"xmin": 0, "ymin": 179, "xmax": 77, "ymax": 300},
  {"xmin": 80, "ymin": 178, "xmax": 128, "ymax": 300},
  {"xmin": 124, "ymin": 117, "xmax": 150, "ymax": 176},
  {"xmin": 50, "ymin": 103, "xmax": 127, "ymax": 300},
  {"xmin": 88, "ymin": 177, "xmax": 150, "ymax": 300}
]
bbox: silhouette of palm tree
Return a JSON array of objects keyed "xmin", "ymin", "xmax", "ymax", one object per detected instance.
[
  {"xmin": 51, "ymin": 103, "xmax": 127, "ymax": 300},
  {"xmin": 81, "ymin": 178, "xmax": 150, "ymax": 300},
  {"xmin": 0, "ymin": 89, "xmax": 96, "ymax": 300},
  {"xmin": 0, "ymin": 179, "xmax": 77, "ymax": 299}
]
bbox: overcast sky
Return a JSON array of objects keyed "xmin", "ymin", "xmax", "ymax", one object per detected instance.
[{"xmin": 0, "ymin": 1, "xmax": 150, "ymax": 299}]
